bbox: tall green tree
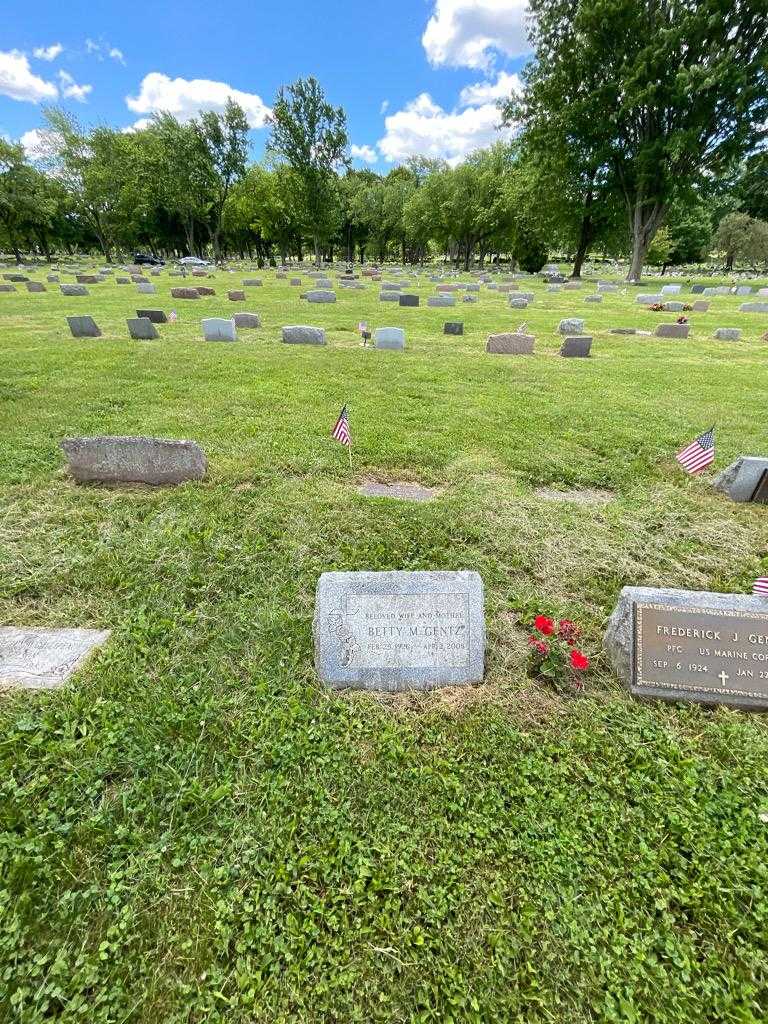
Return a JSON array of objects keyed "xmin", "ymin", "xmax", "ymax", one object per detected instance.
[
  {"xmin": 267, "ymin": 77, "xmax": 349, "ymax": 265},
  {"xmin": 0, "ymin": 141, "xmax": 57, "ymax": 262},
  {"xmin": 192, "ymin": 100, "xmax": 249, "ymax": 262},
  {"xmin": 503, "ymin": 10, "xmax": 623, "ymax": 278},
  {"xmin": 147, "ymin": 114, "xmax": 214, "ymax": 256},
  {"xmin": 514, "ymin": 0, "xmax": 768, "ymax": 281},
  {"xmin": 715, "ymin": 212, "xmax": 768, "ymax": 270}
]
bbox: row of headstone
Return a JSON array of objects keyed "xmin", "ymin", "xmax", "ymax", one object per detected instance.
[{"xmin": 13, "ymin": 552, "xmax": 767, "ymax": 709}]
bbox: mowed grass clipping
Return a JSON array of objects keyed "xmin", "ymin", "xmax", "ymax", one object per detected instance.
[{"xmin": 1, "ymin": 266, "xmax": 768, "ymax": 1023}]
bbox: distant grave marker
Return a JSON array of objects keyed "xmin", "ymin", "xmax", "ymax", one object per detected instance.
[
  {"xmin": 66, "ymin": 315, "xmax": 101, "ymax": 338},
  {"xmin": 127, "ymin": 318, "xmax": 160, "ymax": 340}
]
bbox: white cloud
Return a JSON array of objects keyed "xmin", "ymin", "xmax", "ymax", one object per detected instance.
[
  {"xmin": 458, "ymin": 70, "xmax": 522, "ymax": 107},
  {"xmin": 423, "ymin": 0, "xmax": 530, "ymax": 70},
  {"xmin": 84, "ymin": 38, "xmax": 125, "ymax": 64},
  {"xmin": 58, "ymin": 69, "xmax": 92, "ymax": 102},
  {"xmin": 378, "ymin": 91, "xmax": 511, "ymax": 166},
  {"xmin": 121, "ymin": 118, "xmax": 152, "ymax": 134},
  {"xmin": 33, "ymin": 43, "xmax": 63, "ymax": 62},
  {"xmin": 380, "ymin": 99, "xmax": 389, "ymax": 115},
  {"xmin": 20, "ymin": 127, "xmax": 47, "ymax": 159},
  {"xmin": 126, "ymin": 72, "xmax": 271, "ymax": 129},
  {"xmin": 0, "ymin": 50, "xmax": 58, "ymax": 103},
  {"xmin": 350, "ymin": 143, "xmax": 378, "ymax": 164}
]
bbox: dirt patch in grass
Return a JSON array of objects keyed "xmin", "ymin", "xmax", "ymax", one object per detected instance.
[
  {"xmin": 337, "ymin": 678, "xmax": 576, "ymax": 724},
  {"xmin": 535, "ymin": 486, "xmax": 614, "ymax": 506}
]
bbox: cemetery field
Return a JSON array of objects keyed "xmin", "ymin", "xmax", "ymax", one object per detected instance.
[{"xmin": 3, "ymin": 269, "xmax": 768, "ymax": 1022}]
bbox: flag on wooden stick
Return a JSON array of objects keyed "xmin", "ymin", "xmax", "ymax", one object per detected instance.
[
  {"xmin": 332, "ymin": 405, "xmax": 351, "ymax": 446},
  {"xmin": 676, "ymin": 426, "xmax": 715, "ymax": 474}
]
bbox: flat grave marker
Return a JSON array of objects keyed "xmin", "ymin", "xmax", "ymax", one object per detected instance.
[
  {"xmin": 605, "ymin": 586, "xmax": 768, "ymax": 710},
  {"xmin": 314, "ymin": 570, "xmax": 485, "ymax": 691},
  {"xmin": 0, "ymin": 626, "xmax": 111, "ymax": 690}
]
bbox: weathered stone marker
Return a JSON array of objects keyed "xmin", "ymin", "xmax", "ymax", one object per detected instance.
[
  {"xmin": 560, "ymin": 336, "xmax": 592, "ymax": 357},
  {"xmin": 486, "ymin": 332, "xmax": 534, "ymax": 355},
  {"xmin": 605, "ymin": 586, "xmax": 768, "ymax": 710},
  {"xmin": 0, "ymin": 626, "xmax": 111, "ymax": 690},
  {"xmin": 374, "ymin": 327, "xmax": 405, "ymax": 350},
  {"xmin": 233, "ymin": 312, "xmax": 261, "ymax": 328},
  {"xmin": 282, "ymin": 325, "xmax": 325, "ymax": 345},
  {"xmin": 66, "ymin": 316, "xmax": 101, "ymax": 338},
  {"xmin": 61, "ymin": 436, "xmax": 207, "ymax": 486},
  {"xmin": 202, "ymin": 318, "xmax": 237, "ymax": 342},
  {"xmin": 314, "ymin": 570, "xmax": 485, "ymax": 691},
  {"xmin": 127, "ymin": 318, "xmax": 160, "ymax": 340},
  {"xmin": 136, "ymin": 309, "xmax": 167, "ymax": 323},
  {"xmin": 656, "ymin": 323, "xmax": 690, "ymax": 338},
  {"xmin": 713, "ymin": 456, "xmax": 768, "ymax": 502}
]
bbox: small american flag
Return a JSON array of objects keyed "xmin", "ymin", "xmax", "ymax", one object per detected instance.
[
  {"xmin": 754, "ymin": 578, "xmax": 768, "ymax": 596},
  {"xmin": 676, "ymin": 426, "xmax": 715, "ymax": 474},
  {"xmin": 331, "ymin": 405, "xmax": 351, "ymax": 446},
  {"xmin": 168, "ymin": 310, "xmax": 178, "ymax": 322}
]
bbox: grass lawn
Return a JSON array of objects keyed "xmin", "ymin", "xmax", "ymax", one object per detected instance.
[{"xmin": 2, "ymin": 265, "xmax": 768, "ymax": 1022}]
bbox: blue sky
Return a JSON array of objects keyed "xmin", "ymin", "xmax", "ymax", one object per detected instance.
[{"xmin": 1, "ymin": 0, "xmax": 529, "ymax": 169}]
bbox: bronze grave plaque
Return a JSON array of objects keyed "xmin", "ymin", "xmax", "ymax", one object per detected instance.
[{"xmin": 633, "ymin": 602, "xmax": 768, "ymax": 707}]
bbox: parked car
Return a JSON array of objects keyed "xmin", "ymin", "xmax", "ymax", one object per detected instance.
[
  {"xmin": 179, "ymin": 256, "xmax": 212, "ymax": 267},
  {"xmin": 133, "ymin": 252, "xmax": 164, "ymax": 266}
]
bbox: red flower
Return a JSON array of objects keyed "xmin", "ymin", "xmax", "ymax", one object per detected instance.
[
  {"xmin": 534, "ymin": 615, "xmax": 555, "ymax": 636},
  {"xmin": 528, "ymin": 636, "xmax": 549, "ymax": 655},
  {"xmin": 570, "ymin": 650, "xmax": 589, "ymax": 671},
  {"xmin": 558, "ymin": 619, "xmax": 580, "ymax": 643}
]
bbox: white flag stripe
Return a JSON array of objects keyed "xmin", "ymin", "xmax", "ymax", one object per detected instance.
[{"xmin": 676, "ymin": 428, "xmax": 715, "ymax": 474}]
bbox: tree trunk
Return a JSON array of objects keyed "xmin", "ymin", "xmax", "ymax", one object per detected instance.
[
  {"xmin": 210, "ymin": 227, "xmax": 221, "ymax": 264},
  {"xmin": 313, "ymin": 235, "xmax": 321, "ymax": 267},
  {"xmin": 571, "ymin": 215, "xmax": 594, "ymax": 278},
  {"xmin": 626, "ymin": 196, "xmax": 665, "ymax": 283}
]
